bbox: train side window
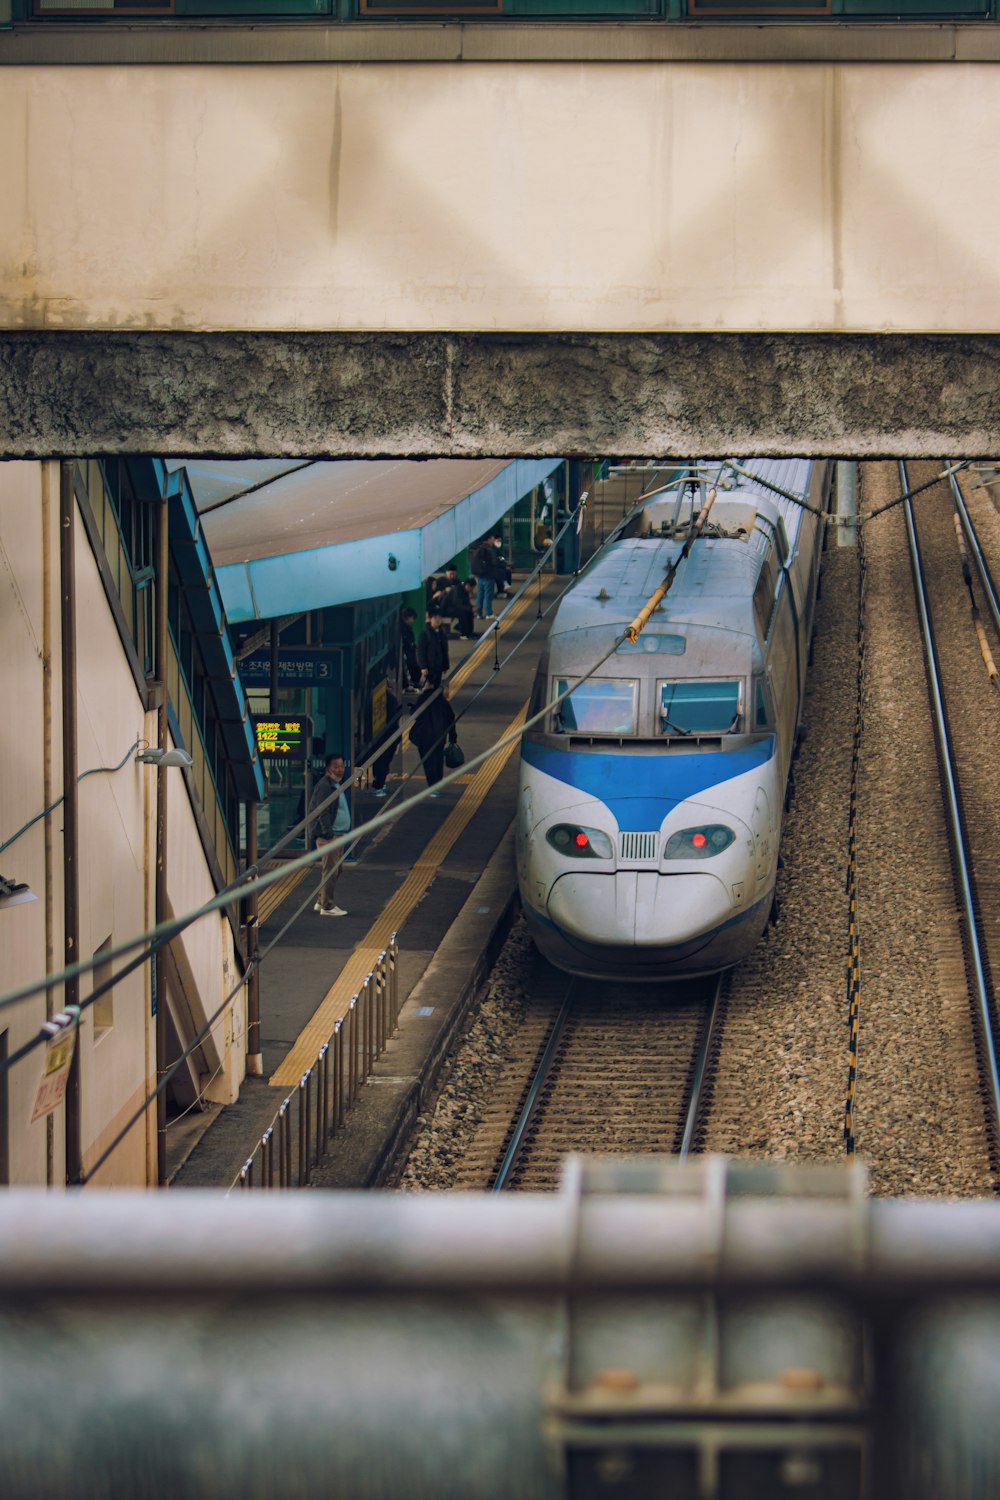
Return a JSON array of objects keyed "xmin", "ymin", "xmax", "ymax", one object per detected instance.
[
  {"xmin": 775, "ymin": 516, "xmax": 789, "ymax": 563},
  {"xmin": 753, "ymin": 573, "xmax": 773, "ymax": 639},
  {"xmin": 755, "ymin": 678, "xmax": 775, "ymax": 729},
  {"xmin": 554, "ymin": 678, "xmax": 637, "ymax": 735}
]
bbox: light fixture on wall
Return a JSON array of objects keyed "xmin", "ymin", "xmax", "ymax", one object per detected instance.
[
  {"xmin": 136, "ymin": 747, "xmax": 194, "ymax": 769},
  {"xmin": 0, "ymin": 874, "xmax": 37, "ymax": 910}
]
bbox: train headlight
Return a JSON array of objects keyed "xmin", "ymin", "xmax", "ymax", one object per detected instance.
[
  {"xmin": 663, "ymin": 825, "xmax": 735, "ymax": 859},
  {"xmin": 546, "ymin": 824, "xmax": 614, "ymax": 860}
]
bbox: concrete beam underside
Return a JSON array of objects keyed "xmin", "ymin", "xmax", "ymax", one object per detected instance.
[{"xmin": 2, "ymin": 331, "xmax": 999, "ymax": 459}]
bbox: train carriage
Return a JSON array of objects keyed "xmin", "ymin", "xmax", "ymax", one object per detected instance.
[{"xmin": 516, "ymin": 457, "xmax": 833, "ymax": 980}]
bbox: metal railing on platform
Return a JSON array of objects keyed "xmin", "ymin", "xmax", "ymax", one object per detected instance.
[{"xmin": 233, "ymin": 935, "xmax": 399, "ymax": 1190}]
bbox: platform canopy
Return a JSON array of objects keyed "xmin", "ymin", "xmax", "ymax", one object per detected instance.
[{"xmin": 166, "ymin": 457, "xmax": 564, "ymax": 622}]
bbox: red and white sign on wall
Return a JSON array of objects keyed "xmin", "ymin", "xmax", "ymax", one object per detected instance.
[{"xmin": 31, "ymin": 1008, "xmax": 80, "ymax": 1124}]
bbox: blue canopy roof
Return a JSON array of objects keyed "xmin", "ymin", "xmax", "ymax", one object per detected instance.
[{"xmin": 167, "ymin": 458, "xmax": 564, "ymax": 622}]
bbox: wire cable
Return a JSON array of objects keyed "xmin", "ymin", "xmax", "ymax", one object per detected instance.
[
  {"xmin": 0, "ymin": 736, "xmax": 142, "ymax": 858},
  {"xmin": 41, "ymin": 484, "xmax": 734, "ymax": 1178},
  {"xmin": 0, "ymin": 497, "xmax": 594, "ymax": 1020},
  {"xmin": 74, "ymin": 647, "xmax": 626, "ymax": 1182},
  {"xmin": 79, "ymin": 856, "xmax": 333, "ymax": 1184},
  {"xmin": 0, "ymin": 634, "xmax": 620, "ymax": 1028}
]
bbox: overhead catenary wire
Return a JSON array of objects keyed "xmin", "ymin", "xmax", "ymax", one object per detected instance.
[
  {"xmin": 0, "ymin": 497, "xmax": 588, "ymax": 1027},
  {"xmin": 0, "ymin": 628, "xmax": 627, "ymax": 1035},
  {"xmin": 0, "ymin": 462, "xmax": 841, "ymax": 1037},
  {"xmin": 82, "ymin": 496, "xmax": 705, "ymax": 1182},
  {"xmin": 16, "ymin": 467, "xmax": 802, "ymax": 1178},
  {"xmin": 79, "ymin": 458, "xmax": 986, "ymax": 1178},
  {"xmin": 725, "ymin": 457, "xmax": 971, "ymax": 530},
  {"xmin": 0, "ymin": 500, "xmax": 607, "ymax": 1043}
]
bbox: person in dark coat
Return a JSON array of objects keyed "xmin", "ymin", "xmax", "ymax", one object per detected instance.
[
  {"xmin": 473, "ymin": 534, "xmax": 509, "ymax": 621},
  {"xmin": 409, "ymin": 686, "xmax": 458, "ymax": 796},
  {"xmin": 492, "ymin": 538, "xmax": 512, "ymax": 597},
  {"xmin": 400, "ymin": 606, "xmax": 420, "ymax": 691},
  {"xmin": 435, "ymin": 565, "xmax": 476, "ymax": 639},
  {"xmin": 416, "ymin": 605, "xmax": 450, "ymax": 687},
  {"xmin": 425, "ymin": 574, "xmax": 446, "ymax": 612},
  {"xmin": 369, "ymin": 688, "xmax": 401, "ymax": 798}
]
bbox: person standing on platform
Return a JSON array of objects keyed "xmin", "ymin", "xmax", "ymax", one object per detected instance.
[
  {"xmin": 400, "ymin": 605, "xmax": 420, "ymax": 692},
  {"xmin": 416, "ymin": 604, "xmax": 450, "ymax": 687},
  {"xmin": 492, "ymin": 535, "xmax": 512, "ymax": 597},
  {"xmin": 308, "ymin": 753, "xmax": 351, "ymax": 916},
  {"xmin": 409, "ymin": 685, "xmax": 458, "ymax": 797},
  {"xmin": 473, "ymin": 533, "xmax": 500, "ymax": 620},
  {"xmin": 370, "ymin": 687, "xmax": 402, "ymax": 798}
]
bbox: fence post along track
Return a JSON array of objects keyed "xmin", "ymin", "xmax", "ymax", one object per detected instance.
[{"xmin": 234, "ymin": 935, "xmax": 399, "ymax": 1190}]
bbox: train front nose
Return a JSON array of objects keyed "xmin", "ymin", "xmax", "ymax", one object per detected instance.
[{"xmin": 548, "ymin": 871, "xmax": 733, "ymax": 948}]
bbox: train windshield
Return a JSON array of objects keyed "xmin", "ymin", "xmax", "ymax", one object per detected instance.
[
  {"xmin": 658, "ymin": 679, "xmax": 741, "ymax": 735},
  {"xmin": 554, "ymin": 678, "xmax": 637, "ymax": 734}
]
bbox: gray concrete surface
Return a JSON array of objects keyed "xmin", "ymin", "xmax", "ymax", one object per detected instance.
[{"xmin": 5, "ymin": 331, "xmax": 1000, "ymax": 458}]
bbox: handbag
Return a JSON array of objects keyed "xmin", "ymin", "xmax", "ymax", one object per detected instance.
[{"xmin": 444, "ymin": 741, "xmax": 465, "ymax": 769}]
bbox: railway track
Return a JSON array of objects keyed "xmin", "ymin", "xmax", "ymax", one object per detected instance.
[
  {"xmin": 402, "ymin": 461, "xmax": 1000, "ymax": 1199},
  {"xmin": 902, "ymin": 459, "xmax": 1000, "ymax": 1161},
  {"xmin": 437, "ymin": 953, "xmax": 725, "ymax": 1192}
]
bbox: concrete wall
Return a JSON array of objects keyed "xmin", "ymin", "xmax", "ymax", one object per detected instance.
[
  {"xmin": 0, "ymin": 462, "xmax": 60, "ymax": 1182},
  {"xmin": 1, "ymin": 57, "xmax": 999, "ymax": 455},
  {"xmin": 1, "ymin": 62, "xmax": 998, "ymax": 337},
  {"xmin": 0, "ymin": 461, "xmax": 245, "ymax": 1184}
]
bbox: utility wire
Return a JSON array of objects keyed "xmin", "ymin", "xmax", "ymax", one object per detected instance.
[
  {"xmin": 0, "ymin": 737, "xmax": 142, "ymax": 858},
  {"xmin": 0, "ymin": 461, "xmax": 831, "ymax": 1029},
  {"xmin": 38, "ymin": 476, "xmax": 736, "ymax": 1177},
  {"xmin": 0, "ymin": 470, "xmax": 749, "ymax": 1132},
  {"xmin": 0, "ymin": 501, "xmax": 595, "ymax": 1026},
  {"xmin": 73, "ymin": 634, "xmax": 631, "ymax": 1182}
]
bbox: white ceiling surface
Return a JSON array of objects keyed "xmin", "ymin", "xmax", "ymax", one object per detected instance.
[{"xmin": 171, "ymin": 458, "xmax": 512, "ymax": 565}]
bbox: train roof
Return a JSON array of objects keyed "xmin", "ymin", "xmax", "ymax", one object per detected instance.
[
  {"xmin": 550, "ymin": 457, "xmax": 816, "ymax": 644},
  {"xmin": 551, "ymin": 533, "xmax": 761, "ymax": 644},
  {"xmin": 557, "ymin": 538, "xmax": 756, "ymax": 633}
]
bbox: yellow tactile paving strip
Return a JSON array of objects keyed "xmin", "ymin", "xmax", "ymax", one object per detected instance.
[
  {"xmin": 257, "ymin": 865, "xmax": 310, "ymax": 925},
  {"xmin": 269, "ymin": 700, "xmax": 529, "ymax": 1088}
]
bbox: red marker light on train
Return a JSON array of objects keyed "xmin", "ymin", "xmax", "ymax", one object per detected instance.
[
  {"xmin": 692, "ymin": 833, "xmax": 707, "ymax": 848},
  {"xmin": 574, "ymin": 832, "xmax": 589, "ymax": 848}
]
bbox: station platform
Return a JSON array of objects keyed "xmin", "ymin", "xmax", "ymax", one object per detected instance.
[{"xmin": 171, "ymin": 576, "xmax": 563, "ymax": 1191}]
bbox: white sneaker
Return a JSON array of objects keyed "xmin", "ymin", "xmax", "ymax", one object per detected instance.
[
  {"xmin": 313, "ymin": 902, "xmax": 323, "ymax": 913},
  {"xmin": 320, "ymin": 905, "xmax": 348, "ymax": 917}
]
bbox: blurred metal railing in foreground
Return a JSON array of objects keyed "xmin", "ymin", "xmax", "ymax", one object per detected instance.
[{"xmin": 232, "ymin": 935, "xmax": 399, "ymax": 1191}]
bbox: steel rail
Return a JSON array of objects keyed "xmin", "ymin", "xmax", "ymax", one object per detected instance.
[
  {"xmin": 948, "ymin": 466, "xmax": 1000, "ymax": 639},
  {"xmin": 493, "ymin": 973, "xmax": 720, "ymax": 1190},
  {"xmin": 677, "ymin": 972, "xmax": 724, "ymax": 1159},
  {"xmin": 900, "ymin": 460, "xmax": 1000, "ymax": 1140},
  {"xmin": 491, "ymin": 977, "xmax": 576, "ymax": 1192}
]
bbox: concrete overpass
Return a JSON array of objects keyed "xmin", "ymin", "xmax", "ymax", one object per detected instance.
[{"xmin": 3, "ymin": 23, "xmax": 1000, "ymax": 456}]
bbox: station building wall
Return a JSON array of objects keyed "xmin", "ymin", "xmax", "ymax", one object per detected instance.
[{"xmin": 0, "ymin": 460, "xmax": 246, "ymax": 1186}]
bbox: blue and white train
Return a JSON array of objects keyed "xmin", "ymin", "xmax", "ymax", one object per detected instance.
[{"xmin": 516, "ymin": 459, "xmax": 833, "ymax": 980}]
